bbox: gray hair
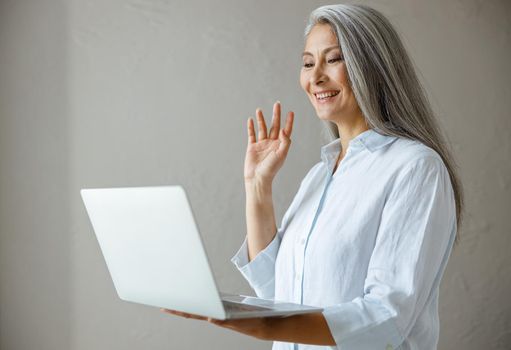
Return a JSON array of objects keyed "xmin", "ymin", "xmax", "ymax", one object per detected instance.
[{"xmin": 304, "ymin": 4, "xmax": 464, "ymax": 244}]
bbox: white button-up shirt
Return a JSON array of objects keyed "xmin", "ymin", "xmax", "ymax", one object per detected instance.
[{"xmin": 231, "ymin": 129, "xmax": 457, "ymax": 350}]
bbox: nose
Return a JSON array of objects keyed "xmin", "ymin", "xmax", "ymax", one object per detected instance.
[{"xmin": 310, "ymin": 63, "xmax": 327, "ymax": 86}]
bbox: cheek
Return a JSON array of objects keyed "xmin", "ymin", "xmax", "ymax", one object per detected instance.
[
  {"xmin": 338, "ymin": 67, "xmax": 351, "ymax": 89},
  {"xmin": 299, "ymin": 73, "xmax": 308, "ymax": 91}
]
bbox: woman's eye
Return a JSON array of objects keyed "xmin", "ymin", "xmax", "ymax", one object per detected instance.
[
  {"xmin": 302, "ymin": 56, "xmax": 343, "ymax": 68},
  {"xmin": 328, "ymin": 57, "xmax": 343, "ymax": 63}
]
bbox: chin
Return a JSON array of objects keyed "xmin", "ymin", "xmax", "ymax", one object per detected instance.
[{"xmin": 315, "ymin": 111, "xmax": 338, "ymax": 122}]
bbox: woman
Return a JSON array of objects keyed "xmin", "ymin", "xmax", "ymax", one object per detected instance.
[{"xmin": 163, "ymin": 4, "xmax": 463, "ymax": 349}]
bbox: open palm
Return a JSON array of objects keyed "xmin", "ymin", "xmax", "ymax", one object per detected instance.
[{"xmin": 244, "ymin": 102, "xmax": 294, "ymax": 183}]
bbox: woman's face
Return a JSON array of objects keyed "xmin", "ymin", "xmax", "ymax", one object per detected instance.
[{"xmin": 300, "ymin": 24, "xmax": 362, "ymax": 124}]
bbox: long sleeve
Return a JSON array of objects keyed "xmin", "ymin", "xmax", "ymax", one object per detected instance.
[
  {"xmin": 231, "ymin": 163, "xmax": 322, "ymax": 300},
  {"xmin": 230, "ymin": 183, "xmax": 304, "ymax": 299},
  {"xmin": 230, "ymin": 226, "xmax": 283, "ymax": 299},
  {"xmin": 322, "ymin": 155, "xmax": 457, "ymax": 349}
]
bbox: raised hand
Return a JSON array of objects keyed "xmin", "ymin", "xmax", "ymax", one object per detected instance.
[{"xmin": 244, "ymin": 101, "xmax": 294, "ymax": 184}]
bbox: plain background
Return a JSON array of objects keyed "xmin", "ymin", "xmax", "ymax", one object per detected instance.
[{"xmin": 0, "ymin": 0, "xmax": 510, "ymax": 349}]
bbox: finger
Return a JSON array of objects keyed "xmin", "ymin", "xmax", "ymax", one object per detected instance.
[
  {"xmin": 208, "ymin": 318, "xmax": 226, "ymax": 325},
  {"xmin": 181, "ymin": 313, "xmax": 208, "ymax": 320},
  {"xmin": 187, "ymin": 314, "xmax": 208, "ymax": 320},
  {"xmin": 161, "ymin": 309, "xmax": 185, "ymax": 317},
  {"xmin": 256, "ymin": 108, "xmax": 268, "ymax": 141},
  {"xmin": 276, "ymin": 128, "xmax": 291, "ymax": 157},
  {"xmin": 283, "ymin": 111, "xmax": 294, "ymax": 137},
  {"xmin": 209, "ymin": 319, "xmax": 236, "ymax": 330},
  {"xmin": 161, "ymin": 308, "xmax": 176, "ymax": 314},
  {"xmin": 269, "ymin": 101, "xmax": 281, "ymax": 139},
  {"xmin": 247, "ymin": 117, "xmax": 256, "ymax": 144}
]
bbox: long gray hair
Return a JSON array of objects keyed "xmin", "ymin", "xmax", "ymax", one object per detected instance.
[{"xmin": 304, "ymin": 4, "xmax": 464, "ymax": 243}]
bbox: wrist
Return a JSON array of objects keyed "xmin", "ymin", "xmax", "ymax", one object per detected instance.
[{"xmin": 244, "ymin": 178, "xmax": 273, "ymax": 200}]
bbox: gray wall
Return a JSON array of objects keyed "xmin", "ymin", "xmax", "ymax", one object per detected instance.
[{"xmin": 0, "ymin": 0, "xmax": 509, "ymax": 349}]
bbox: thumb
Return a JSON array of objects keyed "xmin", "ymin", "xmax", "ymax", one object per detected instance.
[
  {"xmin": 276, "ymin": 129, "xmax": 291, "ymax": 156},
  {"xmin": 280, "ymin": 128, "xmax": 291, "ymax": 142}
]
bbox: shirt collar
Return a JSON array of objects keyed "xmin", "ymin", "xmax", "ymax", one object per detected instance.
[{"xmin": 320, "ymin": 129, "xmax": 398, "ymax": 164}]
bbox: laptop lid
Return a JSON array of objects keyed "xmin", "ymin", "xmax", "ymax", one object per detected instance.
[{"xmin": 81, "ymin": 186, "xmax": 227, "ymax": 320}]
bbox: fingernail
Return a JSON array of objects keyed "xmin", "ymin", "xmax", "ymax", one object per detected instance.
[{"xmin": 276, "ymin": 100, "xmax": 280, "ymax": 104}]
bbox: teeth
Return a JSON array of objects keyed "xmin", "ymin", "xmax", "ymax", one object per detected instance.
[{"xmin": 315, "ymin": 91, "xmax": 339, "ymax": 99}]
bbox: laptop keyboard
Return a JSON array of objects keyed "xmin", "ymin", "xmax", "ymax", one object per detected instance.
[{"xmin": 222, "ymin": 300, "xmax": 272, "ymax": 312}]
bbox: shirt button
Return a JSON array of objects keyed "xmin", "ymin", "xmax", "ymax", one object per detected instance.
[
  {"xmin": 296, "ymin": 274, "xmax": 301, "ymax": 281},
  {"xmin": 300, "ymin": 238, "xmax": 306, "ymax": 245}
]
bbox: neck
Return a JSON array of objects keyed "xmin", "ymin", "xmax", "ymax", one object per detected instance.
[{"xmin": 334, "ymin": 116, "xmax": 370, "ymax": 157}]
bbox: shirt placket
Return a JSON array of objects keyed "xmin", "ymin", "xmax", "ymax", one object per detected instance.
[{"xmin": 293, "ymin": 147, "xmax": 355, "ymax": 350}]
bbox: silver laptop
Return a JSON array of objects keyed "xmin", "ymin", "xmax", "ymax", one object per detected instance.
[{"xmin": 80, "ymin": 185, "xmax": 322, "ymax": 320}]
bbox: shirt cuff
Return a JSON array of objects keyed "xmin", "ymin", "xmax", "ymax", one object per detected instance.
[
  {"xmin": 230, "ymin": 233, "xmax": 281, "ymax": 299},
  {"xmin": 322, "ymin": 297, "xmax": 404, "ymax": 350}
]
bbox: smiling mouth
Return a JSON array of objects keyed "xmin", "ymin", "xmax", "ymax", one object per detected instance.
[{"xmin": 314, "ymin": 90, "xmax": 340, "ymax": 102}]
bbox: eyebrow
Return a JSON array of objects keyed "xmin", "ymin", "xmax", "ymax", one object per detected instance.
[{"xmin": 302, "ymin": 45, "xmax": 341, "ymax": 57}]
